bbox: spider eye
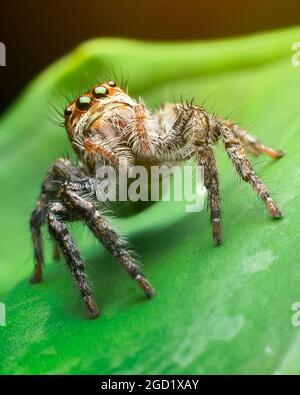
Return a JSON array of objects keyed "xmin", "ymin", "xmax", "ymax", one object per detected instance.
[
  {"xmin": 76, "ymin": 96, "xmax": 92, "ymax": 111},
  {"xmin": 107, "ymin": 80, "xmax": 117, "ymax": 87},
  {"xmin": 64, "ymin": 106, "xmax": 72, "ymax": 117},
  {"xmin": 92, "ymin": 86, "xmax": 108, "ymax": 98}
]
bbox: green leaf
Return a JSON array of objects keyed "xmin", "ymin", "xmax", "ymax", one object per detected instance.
[{"xmin": 1, "ymin": 27, "xmax": 300, "ymax": 374}]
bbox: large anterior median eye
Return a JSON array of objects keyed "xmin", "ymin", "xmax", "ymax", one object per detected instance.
[
  {"xmin": 92, "ymin": 86, "xmax": 108, "ymax": 98},
  {"xmin": 76, "ymin": 96, "xmax": 92, "ymax": 111}
]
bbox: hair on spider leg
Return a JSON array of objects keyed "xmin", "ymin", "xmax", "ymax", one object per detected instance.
[
  {"xmin": 186, "ymin": 100, "xmax": 200, "ymax": 113},
  {"xmin": 96, "ymin": 208, "xmax": 130, "ymax": 239},
  {"xmin": 177, "ymin": 95, "xmax": 197, "ymax": 111},
  {"xmin": 223, "ymin": 108, "xmax": 241, "ymax": 123},
  {"xmin": 82, "ymin": 207, "xmax": 142, "ymax": 267},
  {"xmin": 179, "ymin": 92, "xmax": 185, "ymax": 109},
  {"xmin": 169, "ymin": 92, "xmax": 187, "ymax": 109},
  {"xmin": 250, "ymin": 155, "xmax": 276, "ymax": 168},
  {"xmin": 185, "ymin": 97, "xmax": 196, "ymax": 110},
  {"xmin": 60, "ymin": 152, "xmax": 72, "ymax": 162},
  {"xmin": 228, "ymin": 155, "xmax": 277, "ymax": 199},
  {"xmin": 199, "ymin": 91, "xmax": 216, "ymax": 109},
  {"xmin": 238, "ymin": 121, "xmax": 257, "ymax": 135},
  {"xmin": 169, "ymin": 93, "xmax": 176, "ymax": 105}
]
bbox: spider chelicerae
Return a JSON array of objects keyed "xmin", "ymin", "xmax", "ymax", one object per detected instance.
[{"xmin": 30, "ymin": 80, "xmax": 284, "ymax": 319}]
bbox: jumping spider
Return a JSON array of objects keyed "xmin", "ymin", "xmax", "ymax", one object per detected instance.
[{"xmin": 30, "ymin": 80, "xmax": 284, "ymax": 319}]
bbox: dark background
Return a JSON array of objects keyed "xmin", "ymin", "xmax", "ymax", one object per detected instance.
[{"xmin": 0, "ymin": 0, "xmax": 299, "ymax": 114}]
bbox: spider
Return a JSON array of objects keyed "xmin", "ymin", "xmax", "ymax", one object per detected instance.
[{"xmin": 30, "ymin": 80, "xmax": 284, "ymax": 319}]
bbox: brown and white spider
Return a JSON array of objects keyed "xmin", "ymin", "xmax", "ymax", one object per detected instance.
[{"xmin": 30, "ymin": 80, "xmax": 284, "ymax": 319}]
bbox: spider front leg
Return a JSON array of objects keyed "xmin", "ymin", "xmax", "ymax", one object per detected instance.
[
  {"xmin": 47, "ymin": 203, "xmax": 99, "ymax": 319},
  {"xmin": 29, "ymin": 158, "xmax": 84, "ymax": 283},
  {"xmin": 59, "ymin": 183, "xmax": 155, "ymax": 299}
]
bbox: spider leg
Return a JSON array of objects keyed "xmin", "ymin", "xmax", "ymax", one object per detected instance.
[
  {"xmin": 216, "ymin": 121, "xmax": 283, "ymax": 218},
  {"xmin": 47, "ymin": 203, "xmax": 99, "ymax": 319},
  {"xmin": 227, "ymin": 121, "xmax": 284, "ymax": 159},
  {"xmin": 53, "ymin": 240, "xmax": 61, "ymax": 261},
  {"xmin": 30, "ymin": 193, "xmax": 47, "ymax": 283},
  {"xmin": 59, "ymin": 183, "xmax": 155, "ymax": 299},
  {"xmin": 197, "ymin": 144, "xmax": 222, "ymax": 245},
  {"xmin": 29, "ymin": 158, "xmax": 85, "ymax": 283},
  {"xmin": 191, "ymin": 110, "xmax": 222, "ymax": 245},
  {"xmin": 122, "ymin": 102, "xmax": 194, "ymax": 160},
  {"xmin": 150, "ymin": 104, "xmax": 223, "ymax": 244}
]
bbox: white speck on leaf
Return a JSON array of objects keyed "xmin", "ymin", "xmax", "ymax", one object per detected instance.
[
  {"xmin": 264, "ymin": 346, "xmax": 274, "ymax": 355},
  {"xmin": 243, "ymin": 250, "xmax": 277, "ymax": 273},
  {"xmin": 172, "ymin": 314, "xmax": 245, "ymax": 368}
]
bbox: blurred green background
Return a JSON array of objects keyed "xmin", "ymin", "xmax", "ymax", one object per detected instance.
[{"xmin": 1, "ymin": 0, "xmax": 300, "ymax": 114}]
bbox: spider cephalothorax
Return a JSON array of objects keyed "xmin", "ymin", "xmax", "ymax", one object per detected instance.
[{"xmin": 30, "ymin": 80, "xmax": 284, "ymax": 319}]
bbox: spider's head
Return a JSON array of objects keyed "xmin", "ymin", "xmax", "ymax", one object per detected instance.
[{"xmin": 64, "ymin": 80, "xmax": 137, "ymax": 142}]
